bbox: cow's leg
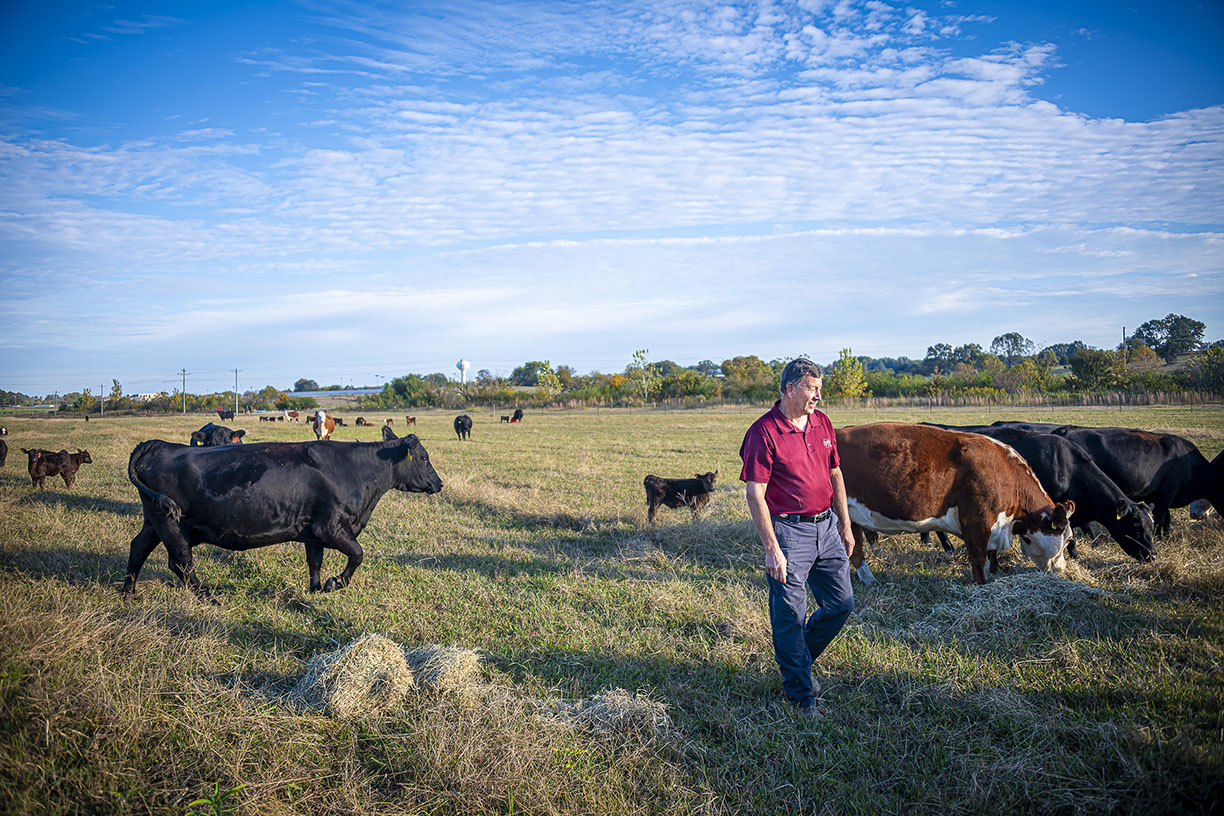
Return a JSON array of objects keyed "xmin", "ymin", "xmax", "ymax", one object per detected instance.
[
  {"xmin": 304, "ymin": 542, "xmax": 325, "ymax": 592},
  {"xmin": 937, "ymin": 532, "xmax": 953, "ymax": 551},
  {"xmin": 987, "ymin": 550, "xmax": 1000, "ymax": 574},
  {"xmin": 964, "ymin": 534, "xmax": 989, "ymax": 585},
  {"xmin": 647, "ymin": 500, "xmax": 658, "ymax": 526},
  {"xmin": 122, "ymin": 524, "xmax": 162, "ymax": 593},
  {"xmin": 318, "ymin": 526, "xmax": 363, "ymax": 592},
  {"xmin": 162, "ymin": 529, "xmax": 214, "ymax": 603},
  {"xmin": 62, "ymin": 470, "xmax": 74, "ymax": 489},
  {"xmin": 1153, "ymin": 505, "xmax": 1172, "ymax": 537},
  {"xmin": 849, "ymin": 524, "xmax": 876, "ymax": 585}
]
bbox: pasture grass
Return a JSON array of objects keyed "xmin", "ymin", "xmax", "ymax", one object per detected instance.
[{"xmin": 0, "ymin": 405, "xmax": 1221, "ymax": 815}]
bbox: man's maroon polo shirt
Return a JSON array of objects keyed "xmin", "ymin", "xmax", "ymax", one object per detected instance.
[{"xmin": 739, "ymin": 400, "xmax": 840, "ymax": 515}]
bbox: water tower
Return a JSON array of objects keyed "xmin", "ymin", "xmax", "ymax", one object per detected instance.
[{"xmin": 456, "ymin": 359, "xmax": 471, "ymax": 384}]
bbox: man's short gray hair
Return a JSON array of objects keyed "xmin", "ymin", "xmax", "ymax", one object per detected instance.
[{"xmin": 779, "ymin": 358, "xmax": 824, "ymax": 395}]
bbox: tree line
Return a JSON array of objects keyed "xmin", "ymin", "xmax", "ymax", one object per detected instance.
[{"xmin": 3, "ymin": 314, "xmax": 1219, "ymax": 413}]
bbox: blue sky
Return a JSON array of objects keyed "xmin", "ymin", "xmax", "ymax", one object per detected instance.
[{"xmin": 1, "ymin": 0, "xmax": 1221, "ymax": 397}]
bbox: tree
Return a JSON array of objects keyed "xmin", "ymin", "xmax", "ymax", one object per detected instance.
[
  {"xmin": 691, "ymin": 360, "xmax": 721, "ymax": 377},
  {"xmin": 1124, "ymin": 344, "xmax": 1162, "ymax": 372},
  {"xmin": 1184, "ymin": 347, "xmax": 1224, "ymax": 392},
  {"xmin": 110, "ymin": 379, "xmax": 123, "ymax": 401},
  {"xmin": 1069, "ymin": 348, "xmax": 1120, "ymax": 390},
  {"xmin": 952, "ymin": 343, "xmax": 984, "ymax": 367},
  {"xmin": 510, "ymin": 361, "xmax": 548, "ymax": 387},
  {"xmin": 990, "ymin": 333, "xmax": 1035, "ymax": 367},
  {"xmin": 720, "ymin": 356, "xmax": 775, "ymax": 400},
  {"xmin": 1127, "ymin": 314, "xmax": 1206, "ymax": 362},
  {"xmin": 1039, "ymin": 341, "xmax": 1087, "ymax": 365},
  {"xmin": 475, "ymin": 369, "xmax": 495, "ymax": 384},
  {"xmin": 625, "ymin": 349, "xmax": 660, "ymax": 402},
  {"xmin": 72, "ymin": 387, "xmax": 96, "ymax": 412},
  {"xmin": 924, "ymin": 343, "xmax": 954, "ymax": 373},
  {"xmin": 536, "ymin": 360, "xmax": 562, "ymax": 399},
  {"xmin": 827, "ymin": 348, "xmax": 870, "ymax": 399},
  {"xmin": 555, "ymin": 365, "xmax": 575, "ymax": 389},
  {"xmin": 294, "ymin": 378, "xmax": 319, "ymax": 392}
]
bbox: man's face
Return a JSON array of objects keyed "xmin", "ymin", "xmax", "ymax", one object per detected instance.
[{"xmin": 787, "ymin": 375, "xmax": 823, "ymax": 414}]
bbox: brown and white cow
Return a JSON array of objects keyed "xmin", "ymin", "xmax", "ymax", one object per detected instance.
[
  {"xmin": 311, "ymin": 410, "xmax": 336, "ymax": 440},
  {"xmin": 836, "ymin": 423, "xmax": 1075, "ymax": 585}
]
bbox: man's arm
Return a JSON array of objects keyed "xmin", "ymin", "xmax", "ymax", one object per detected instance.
[
  {"xmin": 830, "ymin": 467, "xmax": 856, "ymax": 556},
  {"xmin": 746, "ymin": 481, "xmax": 787, "ymax": 582}
]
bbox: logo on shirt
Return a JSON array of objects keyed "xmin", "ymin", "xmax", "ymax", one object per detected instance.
[{"xmin": 822, "ymin": 437, "xmax": 832, "ymax": 449}]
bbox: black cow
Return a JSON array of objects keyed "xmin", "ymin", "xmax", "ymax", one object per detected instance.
[
  {"xmin": 22, "ymin": 448, "xmax": 92, "ymax": 489},
  {"xmin": 454, "ymin": 414, "xmax": 472, "ymax": 440},
  {"xmin": 989, "ymin": 420, "xmax": 1063, "ymax": 433},
  {"xmin": 644, "ymin": 471, "xmax": 718, "ymax": 525},
  {"xmin": 922, "ymin": 423, "xmax": 1157, "ymax": 561},
  {"xmin": 0, "ymin": 438, "xmax": 6, "ymax": 467},
  {"xmin": 1049, "ymin": 426, "xmax": 1224, "ymax": 536},
  {"xmin": 512, "ymin": 408, "xmax": 524, "ymax": 422},
  {"xmin": 124, "ymin": 435, "xmax": 443, "ymax": 599},
  {"xmin": 189, "ymin": 423, "xmax": 246, "ymax": 447},
  {"xmin": 500, "ymin": 415, "xmax": 510, "ymax": 423},
  {"xmin": 217, "ymin": 409, "xmax": 235, "ymax": 421}
]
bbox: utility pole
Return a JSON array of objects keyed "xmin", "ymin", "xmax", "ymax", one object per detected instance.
[
  {"xmin": 100, "ymin": 383, "xmax": 104, "ymax": 417},
  {"xmin": 179, "ymin": 368, "xmax": 188, "ymax": 414},
  {"xmin": 233, "ymin": 368, "xmax": 240, "ymax": 416}
]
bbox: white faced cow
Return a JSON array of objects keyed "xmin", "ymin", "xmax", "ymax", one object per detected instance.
[{"xmin": 836, "ymin": 423, "xmax": 1075, "ymax": 585}]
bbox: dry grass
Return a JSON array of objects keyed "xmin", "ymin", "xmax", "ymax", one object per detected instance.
[{"xmin": 0, "ymin": 405, "xmax": 1221, "ymax": 815}]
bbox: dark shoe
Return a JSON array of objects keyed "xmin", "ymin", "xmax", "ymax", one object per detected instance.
[{"xmin": 794, "ymin": 700, "xmax": 823, "ymax": 718}]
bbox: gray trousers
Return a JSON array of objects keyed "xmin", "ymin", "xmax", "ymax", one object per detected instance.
[{"xmin": 766, "ymin": 514, "xmax": 855, "ymax": 706}]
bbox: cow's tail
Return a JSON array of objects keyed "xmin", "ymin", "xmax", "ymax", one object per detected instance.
[{"xmin": 127, "ymin": 441, "xmax": 182, "ymax": 521}]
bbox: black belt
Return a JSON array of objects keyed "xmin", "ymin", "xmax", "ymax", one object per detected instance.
[{"xmin": 772, "ymin": 509, "xmax": 831, "ymax": 524}]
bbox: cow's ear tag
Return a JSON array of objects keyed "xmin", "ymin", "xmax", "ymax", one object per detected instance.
[{"xmin": 1116, "ymin": 512, "xmax": 1123, "ymax": 520}]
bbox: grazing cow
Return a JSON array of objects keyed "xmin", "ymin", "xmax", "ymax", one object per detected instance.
[
  {"xmin": 0, "ymin": 427, "xmax": 7, "ymax": 435},
  {"xmin": 259, "ymin": 415, "xmax": 274, "ymax": 422},
  {"xmin": 644, "ymin": 471, "xmax": 718, "ymax": 525},
  {"xmin": 217, "ymin": 409, "xmax": 235, "ymax": 421},
  {"xmin": 454, "ymin": 414, "xmax": 472, "ymax": 440},
  {"xmin": 405, "ymin": 417, "xmax": 416, "ymax": 427},
  {"xmin": 276, "ymin": 416, "xmax": 285, "ymax": 422},
  {"xmin": 500, "ymin": 415, "xmax": 510, "ymax": 423},
  {"xmin": 0, "ymin": 438, "xmax": 7, "ymax": 467},
  {"xmin": 189, "ymin": 424, "xmax": 246, "ymax": 447},
  {"xmin": 356, "ymin": 417, "xmax": 369, "ymax": 427},
  {"xmin": 23, "ymin": 448, "xmax": 93, "ymax": 489},
  {"xmin": 333, "ymin": 417, "xmax": 346, "ymax": 426},
  {"xmin": 385, "ymin": 418, "xmax": 393, "ymax": 426},
  {"xmin": 836, "ymin": 423, "xmax": 1075, "ymax": 585},
  {"xmin": 124, "ymin": 434, "xmax": 443, "ymax": 599},
  {"xmin": 512, "ymin": 408, "xmax": 524, "ymax": 422},
  {"xmin": 922, "ymin": 423, "xmax": 1156, "ymax": 561},
  {"xmin": 312, "ymin": 410, "xmax": 336, "ymax": 440},
  {"xmin": 286, "ymin": 411, "xmax": 299, "ymax": 422},
  {"xmin": 1049, "ymin": 426, "xmax": 1224, "ymax": 536}
]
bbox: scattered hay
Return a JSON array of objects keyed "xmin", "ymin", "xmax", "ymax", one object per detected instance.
[
  {"xmin": 914, "ymin": 571, "xmax": 1106, "ymax": 639},
  {"xmin": 570, "ymin": 688, "xmax": 673, "ymax": 744},
  {"xmin": 403, "ymin": 644, "xmax": 483, "ymax": 694},
  {"xmin": 287, "ymin": 633, "xmax": 414, "ymax": 720}
]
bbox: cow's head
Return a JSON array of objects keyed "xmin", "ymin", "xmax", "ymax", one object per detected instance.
[
  {"xmin": 77, "ymin": 449, "xmax": 92, "ymax": 463},
  {"xmin": 1012, "ymin": 500, "xmax": 1076, "ymax": 572},
  {"xmin": 382, "ymin": 434, "xmax": 443, "ymax": 495},
  {"xmin": 1112, "ymin": 500, "xmax": 1157, "ymax": 562},
  {"xmin": 696, "ymin": 470, "xmax": 718, "ymax": 492}
]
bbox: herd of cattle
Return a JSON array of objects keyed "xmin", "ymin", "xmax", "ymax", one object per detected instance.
[{"xmin": 2, "ymin": 411, "xmax": 1221, "ymax": 597}]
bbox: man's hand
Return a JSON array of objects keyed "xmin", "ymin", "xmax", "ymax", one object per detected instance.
[
  {"xmin": 766, "ymin": 546, "xmax": 788, "ymax": 583},
  {"xmin": 840, "ymin": 522, "xmax": 856, "ymax": 557}
]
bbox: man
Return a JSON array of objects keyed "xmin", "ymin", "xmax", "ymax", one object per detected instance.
[{"xmin": 740, "ymin": 358, "xmax": 856, "ymax": 716}]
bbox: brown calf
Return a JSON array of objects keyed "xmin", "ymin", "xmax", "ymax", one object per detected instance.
[
  {"xmin": 23, "ymin": 448, "xmax": 93, "ymax": 489},
  {"xmin": 644, "ymin": 471, "xmax": 718, "ymax": 525}
]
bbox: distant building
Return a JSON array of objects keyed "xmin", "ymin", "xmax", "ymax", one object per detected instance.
[{"xmin": 126, "ymin": 393, "xmax": 163, "ymax": 402}]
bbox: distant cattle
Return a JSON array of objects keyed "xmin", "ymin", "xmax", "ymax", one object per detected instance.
[
  {"xmin": 837, "ymin": 423, "xmax": 1075, "ymax": 585},
  {"xmin": 333, "ymin": 417, "xmax": 346, "ymax": 427},
  {"xmin": 0, "ymin": 438, "xmax": 7, "ymax": 467},
  {"xmin": 644, "ymin": 471, "xmax": 718, "ymax": 525},
  {"xmin": 124, "ymin": 434, "xmax": 443, "ymax": 599},
  {"xmin": 405, "ymin": 417, "xmax": 416, "ymax": 427},
  {"xmin": 23, "ymin": 448, "xmax": 93, "ymax": 490},
  {"xmin": 259, "ymin": 415, "xmax": 275, "ymax": 422},
  {"xmin": 385, "ymin": 418, "xmax": 393, "ymax": 426},
  {"xmin": 217, "ymin": 409, "xmax": 235, "ymax": 421},
  {"xmin": 500, "ymin": 415, "xmax": 510, "ymax": 423},
  {"xmin": 190, "ymin": 424, "xmax": 246, "ymax": 447},
  {"xmin": 356, "ymin": 417, "xmax": 369, "ymax": 427},
  {"xmin": 286, "ymin": 411, "xmax": 299, "ymax": 422},
  {"xmin": 922, "ymin": 423, "xmax": 1156, "ymax": 562},
  {"xmin": 1048, "ymin": 426, "xmax": 1223, "ymax": 536},
  {"xmin": 454, "ymin": 414, "xmax": 472, "ymax": 440},
  {"xmin": 0, "ymin": 427, "xmax": 7, "ymax": 435},
  {"xmin": 512, "ymin": 408, "xmax": 524, "ymax": 422},
  {"xmin": 312, "ymin": 411, "xmax": 336, "ymax": 440}
]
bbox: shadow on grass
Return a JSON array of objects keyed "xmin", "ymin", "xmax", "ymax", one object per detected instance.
[{"xmin": 18, "ymin": 489, "xmax": 142, "ymax": 516}]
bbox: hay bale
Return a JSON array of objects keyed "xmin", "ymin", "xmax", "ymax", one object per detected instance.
[
  {"xmin": 403, "ymin": 644, "xmax": 483, "ymax": 694},
  {"xmin": 915, "ymin": 572, "xmax": 1105, "ymax": 638},
  {"xmin": 288, "ymin": 633, "xmax": 414, "ymax": 719},
  {"xmin": 572, "ymin": 688, "xmax": 673, "ymax": 743}
]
